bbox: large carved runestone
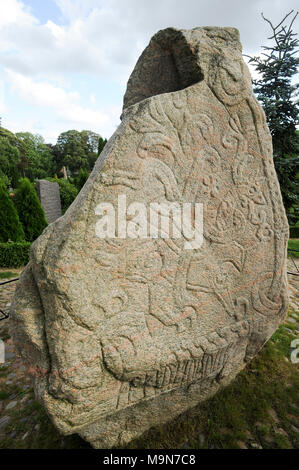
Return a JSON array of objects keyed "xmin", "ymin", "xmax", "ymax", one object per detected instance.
[{"xmin": 10, "ymin": 27, "xmax": 289, "ymax": 448}]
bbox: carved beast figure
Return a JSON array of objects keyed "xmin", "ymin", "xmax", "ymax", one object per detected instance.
[{"xmin": 10, "ymin": 26, "xmax": 288, "ymax": 448}]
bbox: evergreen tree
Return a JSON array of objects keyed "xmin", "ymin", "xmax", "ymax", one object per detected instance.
[
  {"xmin": 75, "ymin": 168, "xmax": 89, "ymax": 191},
  {"xmin": 0, "ymin": 179, "xmax": 25, "ymax": 242},
  {"xmin": 14, "ymin": 178, "xmax": 47, "ymax": 242},
  {"xmin": 98, "ymin": 137, "xmax": 107, "ymax": 155},
  {"xmin": 248, "ymin": 11, "xmax": 299, "ymax": 224},
  {"xmin": 0, "ymin": 129, "xmax": 21, "ymax": 187}
]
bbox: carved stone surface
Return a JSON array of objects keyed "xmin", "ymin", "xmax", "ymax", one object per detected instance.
[
  {"xmin": 10, "ymin": 27, "xmax": 289, "ymax": 448},
  {"xmin": 36, "ymin": 179, "xmax": 62, "ymax": 224}
]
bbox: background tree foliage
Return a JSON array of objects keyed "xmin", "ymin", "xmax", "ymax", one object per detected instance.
[
  {"xmin": 55, "ymin": 129, "xmax": 105, "ymax": 174},
  {"xmin": 0, "ymin": 128, "xmax": 21, "ymax": 187},
  {"xmin": 0, "ymin": 124, "xmax": 108, "ymax": 228},
  {"xmin": 14, "ymin": 178, "xmax": 48, "ymax": 242},
  {"xmin": 0, "ymin": 179, "xmax": 24, "ymax": 242},
  {"xmin": 248, "ymin": 10, "xmax": 299, "ymax": 226},
  {"xmin": 46, "ymin": 177, "xmax": 78, "ymax": 213},
  {"xmin": 16, "ymin": 132, "xmax": 55, "ymax": 181},
  {"xmin": 75, "ymin": 168, "xmax": 89, "ymax": 191},
  {"xmin": 0, "ymin": 126, "xmax": 107, "ymax": 191}
]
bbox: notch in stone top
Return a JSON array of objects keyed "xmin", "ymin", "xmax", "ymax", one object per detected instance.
[{"xmin": 122, "ymin": 26, "xmax": 242, "ymax": 111}]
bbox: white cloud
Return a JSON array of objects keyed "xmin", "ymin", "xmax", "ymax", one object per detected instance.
[
  {"xmin": 53, "ymin": 0, "xmax": 101, "ymax": 22},
  {"xmin": 0, "ymin": 0, "xmax": 298, "ymax": 143},
  {"xmin": 1, "ymin": 0, "xmax": 298, "ymax": 79},
  {"xmin": 0, "ymin": 0, "xmax": 36, "ymax": 30},
  {"xmin": 6, "ymin": 69, "xmax": 79, "ymax": 108},
  {"xmin": 5, "ymin": 69, "xmax": 120, "ymax": 140}
]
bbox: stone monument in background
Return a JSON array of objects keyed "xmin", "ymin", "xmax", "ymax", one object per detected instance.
[
  {"xmin": 36, "ymin": 179, "xmax": 62, "ymax": 224},
  {"xmin": 11, "ymin": 27, "xmax": 289, "ymax": 448}
]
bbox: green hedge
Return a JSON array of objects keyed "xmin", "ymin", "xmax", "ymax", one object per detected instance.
[{"xmin": 0, "ymin": 241, "xmax": 31, "ymax": 267}]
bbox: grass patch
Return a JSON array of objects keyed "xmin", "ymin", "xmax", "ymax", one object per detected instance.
[
  {"xmin": 0, "ymin": 271, "xmax": 18, "ymax": 280},
  {"xmin": 126, "ymin": 322, "xmax": 299, "ymax": 450},
  {"xmin": 288, "ymin": 239, "xmax": 299, "ymax": 258},
  {"xmin": 273, "ymin": 434, "xmax": 292, "ymax": 449},
  {"xmin": 0, "ymin": 390, "xmax": 10, "ymax": 400},
  {"xmin": 0, "ymin": 397, "xmax": 91, "ymax": 449}
]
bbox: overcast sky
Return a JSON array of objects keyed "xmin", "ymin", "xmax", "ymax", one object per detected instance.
[{"xmin": 0, "ymin": 0, "xmax": 298, "ymax": 143}]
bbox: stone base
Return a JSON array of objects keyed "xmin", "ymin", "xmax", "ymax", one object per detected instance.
[{"xmin": 79, "ymin": 365, "xmax": 244, "ymax": 449}]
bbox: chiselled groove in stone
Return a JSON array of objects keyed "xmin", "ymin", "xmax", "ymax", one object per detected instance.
[{"xmin": 119, "ymin": 345, "xmax": 234, "ymax": 409}]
